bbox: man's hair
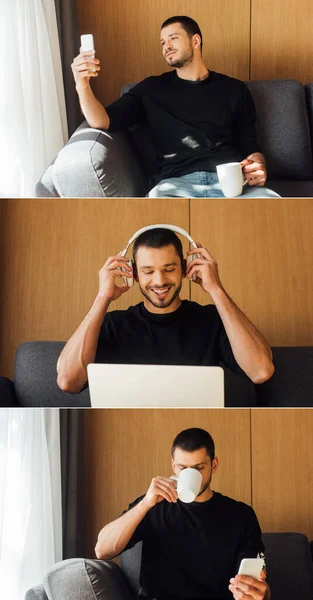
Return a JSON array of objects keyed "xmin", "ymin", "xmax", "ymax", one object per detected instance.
[
  {"xmin": 171, "ymin": 428, "xmax": 215, "ymax": 461},
  {"xmin": 161, "ymin": 16, "xmax": 203, "ymax": 51},
  {"xmin": 132, "ymin": 228, "xmax": 184, "ymax": 266}
]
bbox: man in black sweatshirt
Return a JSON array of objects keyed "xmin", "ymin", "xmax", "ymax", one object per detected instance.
[
  {"xmin": 95, "ymin": 427, "xmax": 271, "ymax": 600},
  {"xmin": 57, "ymin": 228, "xmax": 274, "ymax": 394},
  {"xmin": 71, "ymin": 15, "xmax": 279, "ymax": 198}
]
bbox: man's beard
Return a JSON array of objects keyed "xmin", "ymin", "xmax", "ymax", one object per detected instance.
[
  {"xmin": 139, "ymin": 281, "xmax": 182, "ymax": 309},
  {"xmin": 166, "ymin": 47, "xmax": 194, "ymax": 69},
  {"xmin": 197, "ymin": 472, "xmax": 213, "ymax": 498}
]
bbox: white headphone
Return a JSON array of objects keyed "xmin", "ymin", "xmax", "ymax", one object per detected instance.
[{"xmin": 121, "ymin": 224, "xmax": 200, "ymax": 287}]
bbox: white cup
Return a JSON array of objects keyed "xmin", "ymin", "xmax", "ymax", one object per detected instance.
[
  {"xmin": 172, "ymin": 468, "xmax": 202, "ymax": 503},
  {"xmin": 216, "ymin": 162, "xmax": 248, "ymax": 197}
]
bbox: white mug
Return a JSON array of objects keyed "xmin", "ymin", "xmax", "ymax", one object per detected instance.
[
  {"xmin": 216, "ymin": 162, "xmax": 248, "ymax": 197},
  {"xmin": 172, "ymin": 467, "xmax": 202, "ymax": 503}
]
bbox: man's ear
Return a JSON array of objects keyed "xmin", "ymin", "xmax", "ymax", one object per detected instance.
[
  {"xmin": 193, "ymin": 34, "xmax": 201, "ymax": 50},
  {"xmin": 133, "ymin": 261, "xmax": 139, "ymax": 282},
  {"xmin": 182, "ymin": 258, "xmax": 187, "ymax": 278},
  {"xmin": 212, "ymin": 456, "xmax": 219, "ymax": 473}
]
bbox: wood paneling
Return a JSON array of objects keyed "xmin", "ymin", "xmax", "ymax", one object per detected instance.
[
  {"xmin": 0, "ymin": 199, "xmax": 189, "ymax": 379},
  {"xmin": 190, "ymin": 199, "xmax": 313, "ymax": 346},
  {"xmin": 77, "ymin": 1, "xmax": 251, "ymax": 105},
  {"xmin": 251, "ymin": 410, "xmax": 313, "ymax": 539},
  {"xmin": 251, "ymin": 0, "xmax": 313, "ymax": 83},
  {"xmin": 83, "ymin": 408, "xmax": 251, "ymax": 556}
]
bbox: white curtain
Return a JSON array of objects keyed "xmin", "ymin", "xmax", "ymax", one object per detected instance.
[
  {"xmin": 0, "ymin": 409, "xmax": 62, "ymax": 600},
  {"xmin": 0, "ymin": 0, "xmax": 68, "ymax": 197}
]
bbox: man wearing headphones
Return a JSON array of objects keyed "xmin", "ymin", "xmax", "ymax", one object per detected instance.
[
  {"xmin": 94, "ymin": 427, "xmax": 270, "ymax": 600},
  {"xmin": 57, "ymin": 226, "xmax": 274, "ymax": 394},
  {"xmin": 71, "ymin": 15, "xmax": 279, "ymax": 198}
]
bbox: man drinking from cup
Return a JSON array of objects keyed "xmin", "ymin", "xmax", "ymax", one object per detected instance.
[
  {"xmin": 95, "ymin": 427, "xmax": 271, "ymax": 600},
  {"xmin": 72, "ymin": 15, "xmax": 279, "ymax": 199}
]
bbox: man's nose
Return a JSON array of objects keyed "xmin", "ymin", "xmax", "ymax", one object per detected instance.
[
  {"xmin": 165, "ymin": 40, "xmax": 173, "ymax": 52},
  {"xmin": 152, "ymin": 271, "xmax": 166, "ymax": 285}
]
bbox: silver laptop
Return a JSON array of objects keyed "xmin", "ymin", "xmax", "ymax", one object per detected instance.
[{"xmin": 87, "ymin": 364, "xmax": 224, "ymax": 408}]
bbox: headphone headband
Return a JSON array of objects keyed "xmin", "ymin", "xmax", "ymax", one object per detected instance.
[{"xmin": 121, "ymin": 224, "xmax": 197, "ymax": 256}]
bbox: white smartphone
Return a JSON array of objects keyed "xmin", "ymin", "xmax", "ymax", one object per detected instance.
[
  {"xmin": 237, "ymin": 558, "xmax": 264, "ymax": 579},
  {"xmin": 80, "ymin": 34, "xmax": 95, "ymax": 54}
]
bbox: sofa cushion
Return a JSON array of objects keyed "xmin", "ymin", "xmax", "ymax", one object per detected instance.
[
  {"xmin": 51, "ymin": 121, "xmax": 148, "ymax": 197},
  {"xmin": 246, "ymin": 79, "xmax": 313, "ymax": 180}
]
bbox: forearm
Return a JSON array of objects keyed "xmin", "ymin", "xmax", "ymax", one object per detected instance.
[
  {"xmin": 211, "ymin": 286, "xmax": 274, "ymax": 383},
  {"xmin": 95, "ymin": 497, "xmax": 150, "ymax": 560},
  {"xmin": 57, "ymin": 295, "xmax": 110, "ymax": 393},
  {"xmin": 77, "ymin": 84, "xmax": 110, "ymax": 129}
]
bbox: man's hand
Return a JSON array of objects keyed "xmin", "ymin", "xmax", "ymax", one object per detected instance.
[
  {"xmin": 71, "ymin": 50, "xmax": 100, "ymax": 90},
  {"xmin": 142, "ymin": 476, "xmax": 178, "ymax": 509},
  {"xmin": 229, "ymin": 575, "xmax": 270, "ymax": 600},
  {"xmin": 98, "ymin": 253, "xmax": 132, "ymax": 302},
  {"xmin": 241, "ymin": 152, "xmax": 267, "ymax": 187},
  {"xmin": 186, "ymin": 244, "xmax": 223, "ymax": 296}
]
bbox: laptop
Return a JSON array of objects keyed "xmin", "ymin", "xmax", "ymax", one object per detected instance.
[{"xmin": 87, "ymin": 364, "xmax": 224, "ymax": 408}]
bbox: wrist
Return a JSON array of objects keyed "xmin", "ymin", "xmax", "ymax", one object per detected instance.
[{"xmin": 94, "ymin": 293, "xmax": 111, "ymax": 309}]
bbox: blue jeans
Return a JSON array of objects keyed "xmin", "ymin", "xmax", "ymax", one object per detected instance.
[{"xmin": 148, "ymin": 171, "xmax": 280, "ymax": 198}]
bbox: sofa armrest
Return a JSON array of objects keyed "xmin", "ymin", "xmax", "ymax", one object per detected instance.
[
  {"xmin": 50, "ymin": 120, "xmax": 148, "ymax": 197},
  {"xmin": 0, "ymin": 376, "xmax": 18, "ymax": 407},
  {"xmin": 44, "ymin": 558, "xmax": 134, "ymax": 600},
  {"xmin": 35, "ymin": 163, "xmax": 60, "ymax": 198},
  {"xmin": 25, "ymin": 584, "xmax": 48, "ymax": 600}
]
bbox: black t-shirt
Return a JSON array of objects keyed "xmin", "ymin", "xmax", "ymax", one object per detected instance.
[
  {"xmin": 95, "ymin": 300, "xmax": 244, "ymax": 376},
  {"xmin": 106, "ymin": 71, "xmax": 260, "ymax": 184},
  {"xmin": 122, "ymin": 491, "xmax": 265, "ymax": 600}
]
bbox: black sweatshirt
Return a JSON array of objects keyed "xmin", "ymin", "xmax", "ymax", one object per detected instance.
[
  {"xmin": 121, "ymin": 491, "xmax": 265, "ymax": 600},
  {"xmin": 95, "ymin": 301, "xmax": 244, "ymax": 376},
  {"xmin": 106, "ymin": 70, "xmax": 260, "ymax": 184}
]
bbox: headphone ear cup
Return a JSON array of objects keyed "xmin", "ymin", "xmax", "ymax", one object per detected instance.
[
  {"xmin": 122, "ymin": 258, "xmax": 134, "ymax": 287},
  {"xmin": 186, "ymin": 253, "xmax": 202, "ymax": 282}
]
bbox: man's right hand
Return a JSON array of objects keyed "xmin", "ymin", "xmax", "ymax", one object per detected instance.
[
  {"xmin": 142, "ymin": 476, "xmax": 178, "ymax": 509},
  {"xmin": 71, "ymin": 50, "xmax": 101, "ymax": 90},
  {"xmin": 98, "ymin": 253, "xmax": 133, "ymax": 302}
]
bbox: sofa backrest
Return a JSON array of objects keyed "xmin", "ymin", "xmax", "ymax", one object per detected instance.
[
  {"xmin": 14, "ymin": 342, "xmax": 90, "ymax": 407},
  {"xmin": 246, "ymin": 79, "xmax": 313, "ymax": 180},
  {"xmin": 120, "ymin": 534, "xmax": 313, "ymax": 600},
  {"xmin": 255, "ymin": 346, "xmax": 313, "ymax": 407},
  {"xmin": 13, "ymin": 342, "xmax": 313, "ymax": 407},
  {"xmin": 122, "ymin": 79, "xmax": 313, "ymax": 181}
]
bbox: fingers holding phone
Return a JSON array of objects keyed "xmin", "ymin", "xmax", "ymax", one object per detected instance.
[{"xmin": 71, "ymin": 34, "xmax": 100, "ymax": 89}]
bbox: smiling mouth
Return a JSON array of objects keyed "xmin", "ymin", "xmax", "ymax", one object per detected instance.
[{"xmin": 149, "ymin": 286, "xmax": 172, "ymax": 298}]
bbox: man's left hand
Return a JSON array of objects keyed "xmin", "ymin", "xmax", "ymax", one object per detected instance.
[
  {"xmin": 186, "ymin": 244, "xmax": 223, "ymax": 296},
  {"xmin": 241, "ymin": 152, "xmax": 267, "ymax": 187},
  {"xmin": 229, "ymin": 575, "xmax": 270, "ymax": 600}
]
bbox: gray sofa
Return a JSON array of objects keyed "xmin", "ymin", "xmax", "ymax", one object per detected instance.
[
  {"xmin": 0, "ymin": 341, "xmax": 312, "ymax": 408},
  {"xmin": 36, "ymin": 79, "xmax": 313, "ymax": 198},
  {"xmin": 25, "ymin": 534, "xmax": 313, "ymax": 600}
]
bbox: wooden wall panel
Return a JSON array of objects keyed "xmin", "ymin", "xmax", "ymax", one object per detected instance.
[
  {"xmin": 0, "ymin": 199, "xmax": 189, "ymax": 379},
  {"xmin": 77, "ymin": 0, "xmax": 251, "ymax": 105},
  {"xmin": 83, "ymin": 408, "xmax": 251, "ymax": 557},
  {"xmin": 251, "ymin": 410, "xmax": 313, "ymax": 539},
  {"xmin": 190, "ymin": 199, "xmax": 313, "ymax": 346},
  {"xmin": 251, "ymin": 0, "xmax": 313, "ymax": 83}
]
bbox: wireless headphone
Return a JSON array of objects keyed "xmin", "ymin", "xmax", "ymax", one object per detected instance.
[{"xmin": 120, "ymin": 224, "xmax": 200, "ymax": 287}]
